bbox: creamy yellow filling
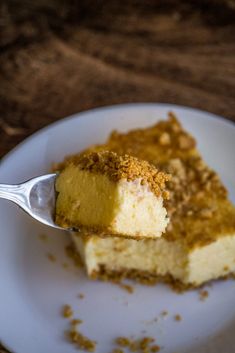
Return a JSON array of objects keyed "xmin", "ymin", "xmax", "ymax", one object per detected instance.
[{"xmin": 56, "ymin": 165, "xmax": 118, "ymax": 229}]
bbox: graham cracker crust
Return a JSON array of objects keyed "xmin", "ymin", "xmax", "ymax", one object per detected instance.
[{"xmin": 89, "ymin": 265, "xmax": 235, "ymax": 293}]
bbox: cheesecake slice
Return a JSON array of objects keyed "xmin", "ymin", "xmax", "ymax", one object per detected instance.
[
  {"xmin": 56, "ymin": 113, "xmax": 235, "ymax": 289},
  {"xmin": 55, "ymin": 151, "xmax": 170, "ymax": 239}
]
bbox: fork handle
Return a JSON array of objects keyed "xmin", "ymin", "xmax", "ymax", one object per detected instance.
[{"xmin": 0, "ymin": 183, "xmax": 30, "ymax": 210}]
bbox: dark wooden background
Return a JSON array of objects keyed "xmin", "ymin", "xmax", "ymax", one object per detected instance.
[
  {"xmin": 0, "ymin": 0, "xmax": 235, "ymax": 161},
  {"xmin": 0, "ymin": 0, "xmax": 235, "ymax": 350}
]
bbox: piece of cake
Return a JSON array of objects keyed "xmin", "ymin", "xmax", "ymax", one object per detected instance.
[
  {"xmin": 55, "ymin": 151, "xmax": 170, "ymax": 239},
  {"xmin": 57, "ymin": 113, "xmax": 235, "ymax": 289}
]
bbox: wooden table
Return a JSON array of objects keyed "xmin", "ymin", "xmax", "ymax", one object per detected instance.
[{"xmin": 0, "ymin": 0, "xmax": 235, "ymax": 351}]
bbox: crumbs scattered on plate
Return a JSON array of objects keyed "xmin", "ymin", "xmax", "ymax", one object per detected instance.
[
  {"xmin": 113, "ymin": 336, "xmax": 160, "ymax": 352},
  {"xmin": 62, "ymin": 304, "xmax": 96, "ymax": 352}
]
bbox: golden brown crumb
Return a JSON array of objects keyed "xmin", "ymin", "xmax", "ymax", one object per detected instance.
[
  {"xmin": 90, "ymin": 264, "xmax": 135, "ymax": 293},
  {"xmin": 68, "ymin": 329, "xmax": 79, "ymax": 343},
  {"xmin": 46, "ymin": 252, "xmax": 56, "ymax": 262},
  {"xmin": 114, "ymin": 336, "xmax": 158, "ymax": 353},
  {"xmin": 63, "ymin": 304, "xmax": 96, "ymax": 352},
  {"xmin": 223, "ymin": 266, "xmax": 229, "ymax": 271},
  {"xmin": 199, "ymin": 290, "xmax": 209, "ymax": 301},
  {"xmin": 129, "ymin": 341, "xmax": 139, "ymax": 352},
  {"xmin": 78, "ymin": 293, "xmax": 85, "ymax": 299},
  {"xmin": 174, "ymin": 314, "xmax": 182, "ymax": 322},
  {"xmin": 74, "ymin": 151, "xmax": 170, "ymax": 199},
  {"xmin": 139, "ymin": 337, "xmax": 155, "ymax": 350},
  {"xmin": 38, "ymin": 233, "xmax": 48, "ymax": 242},
  {"xmin": 162, "ymin": 190, "xmax": 170, "ymax": 200},
  {"xmin": 77, "ymin": 333, "xmax": 96, "ymax": 352},
  {"xmin": 115, "ymin": 337, "xmax": 131, "ymax": 347},
  {"xmin": 62, "ymin": 305, "xmax": 73, "ymax": 318},
  {"xmin": 71, "ymin": 318, "xmax": 83, "ymax": 326},
  {"xmin": 178, "ymin": 134, "xmax": 196, "ymax": 150},
  {"xmin": 200, "ymin": 208, "xmax": 213, "ymax": 219},
  {"xmin": 118, "ymin": 283, "xmax": 134, "ymax": 294},
  {"xmin": 168, "ymin": 112, "xmax": 181, "ymax": 132},
  {"xmin": 67, "ymin": 329, "xmax": 96, "ymax": 352}
]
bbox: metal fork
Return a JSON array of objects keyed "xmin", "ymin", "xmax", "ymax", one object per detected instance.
[{"xmin": 0, "ymin": 173, "xmax": 72, "ymax": 230}]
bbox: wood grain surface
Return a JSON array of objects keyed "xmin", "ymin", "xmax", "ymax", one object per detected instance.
[
  {"xmin": 0, "ymin": 0, "xmax": 235, "ymax": 351},
  {"xmin": 0, "ymin": 0, "xmax": 235, "ymax": 160}
]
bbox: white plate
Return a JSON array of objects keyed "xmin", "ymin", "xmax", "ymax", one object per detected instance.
[{"xmin": 0, "ymin": 104, "xmax": 235, "ymax": 353}]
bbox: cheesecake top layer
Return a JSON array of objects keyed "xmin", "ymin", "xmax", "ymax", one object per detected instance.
[
  {"xmin": 54, "ymin": 113, "xmax": 235, "ymax": 249},
  {"xmin": 74, "ymin": 151, "xmax": 170, "ymax": 199}
]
